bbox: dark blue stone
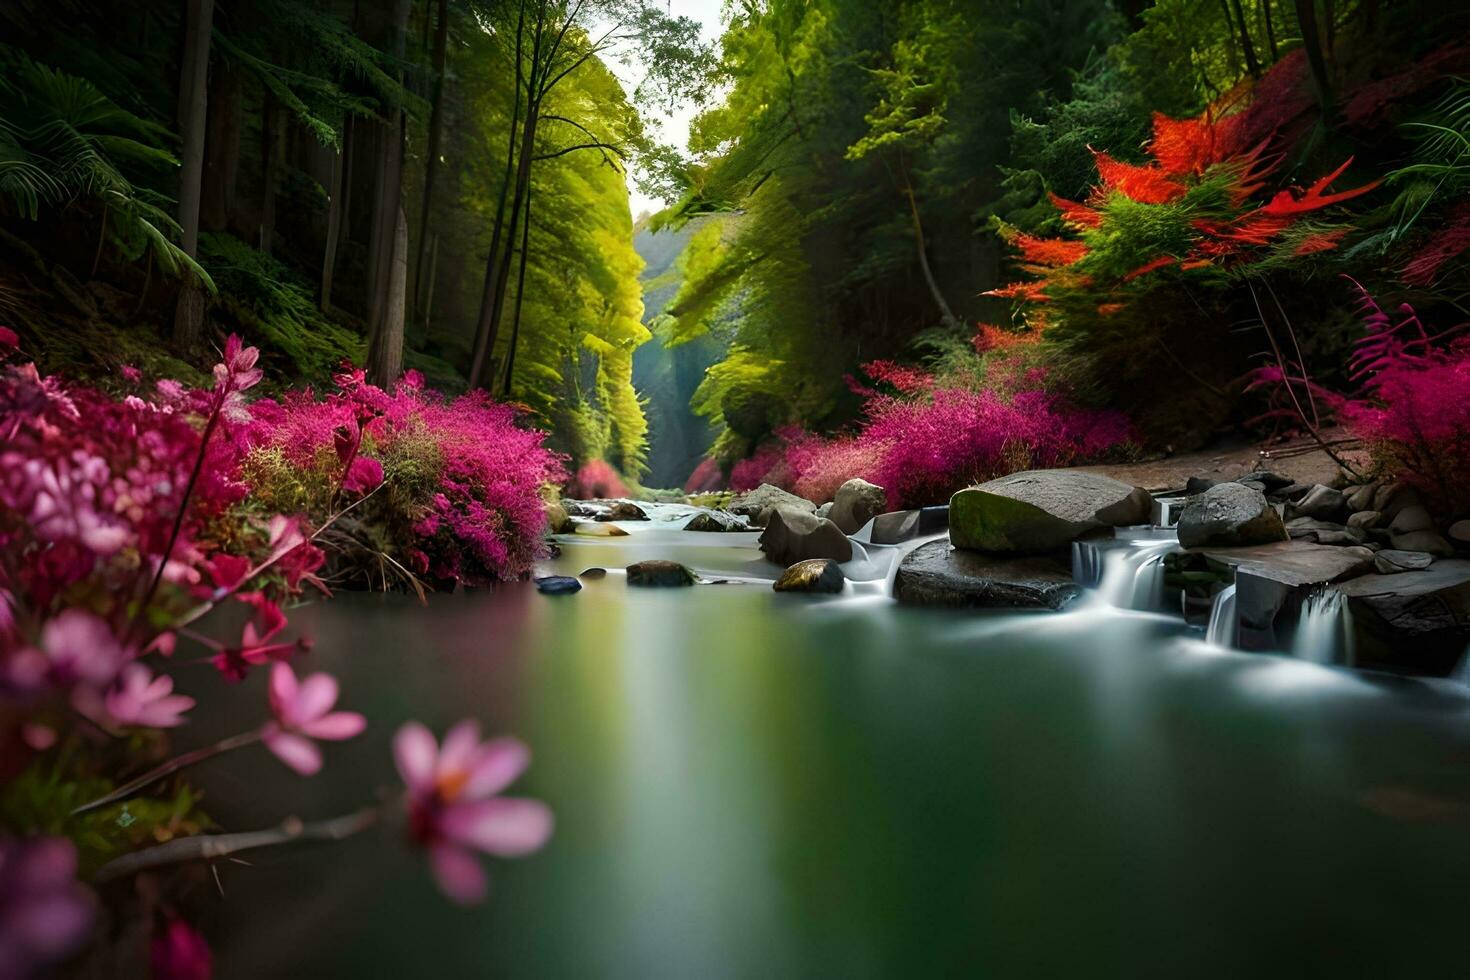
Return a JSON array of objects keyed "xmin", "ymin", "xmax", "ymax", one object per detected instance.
[{"xmin": 535, "ymin": 575, "xmax": 582, "ymax": 595}]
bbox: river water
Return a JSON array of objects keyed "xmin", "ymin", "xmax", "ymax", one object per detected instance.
[{"xmin": 197, "ymin": 511, "xmax": 1470, "ymax": 978}]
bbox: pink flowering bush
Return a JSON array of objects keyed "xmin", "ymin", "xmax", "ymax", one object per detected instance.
[
  {"xmin": 245, "ymin": 366, "xmax": 564, "ymax": 585},
  {"xmin": 0, "ymin": 333, "xmax": 554, "ymax": 976},
  {"xmin": 731, "ymin": 361, "xmax": 1135, "ymax": 508},
  {"xmin": 565, "ymin": 458, "xmax": 630, "ymax": 499}
]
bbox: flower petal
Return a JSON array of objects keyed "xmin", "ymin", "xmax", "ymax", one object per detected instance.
[
  {"xmin": 436, "ymin": 719, "xmax": 481, "ymax": 779},
  {"xmin": 268, "ymin": 661, "xmax": 297, "ymax": 721},
  {"xmin": 263, "ymin": 731, "xmax": 322, "ymax": 776},
  {"xmin": 301, "ymin": 711, "xmax": 365, "ymax": 741},
  {"xmin": 292, "ymin": 673, "xmax": 339, "ymax": 725},
  {"xmin": 393, "ymin": 722, "xmax": 438, "ymax": 792},
  {"xmin": 428, "ymin": 844, "xmax": 487, "ymax": 905},
  {"xmin": 441, "ymin": 798, "xmax": 554, "ymax": 857},
  {"xmin": 463, "ymin": 737, "xmax": 531, "ymax": 799}
]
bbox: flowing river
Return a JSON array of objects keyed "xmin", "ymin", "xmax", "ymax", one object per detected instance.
[{"xmin": 192, "ymin": 507, "xmax": 1470, "ymax": 978}]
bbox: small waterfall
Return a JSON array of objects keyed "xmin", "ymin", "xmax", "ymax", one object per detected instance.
[
  {"xmin": 1292, "ymin": 589, "xmax": 1355, "ymax": 666},
  {"xmin": 1206, "ymin": 584, "xmax": 1237, "ymax": 647},
  {"xmin": 1096, "ymin": 539, "xmax": 1178, "ymax": 611},
  {"xmin": 1071, "ymin": 540, "xmax": 1105, "ymax": 588}
]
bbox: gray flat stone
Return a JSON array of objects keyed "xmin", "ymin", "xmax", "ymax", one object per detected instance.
[
  {"xmin": 894, "ymin": 540, "xmax": 1080, "ymax": 610},
  {"xmin": 1374, "ymin": 550, "xmax": 1434, "ymax": 574}
]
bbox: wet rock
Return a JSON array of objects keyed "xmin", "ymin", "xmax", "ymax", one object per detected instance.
[
  {"xmin": 562, "ymin": 500, "xmax": 596, "ymax": 517},
  {"xmin": 1337, "ymin": 559, "xmax": 1470, "ymax": 672},
  {"xmin": 773, "ymin": 558, "xmax": 846, "ymax": 594},
  {"xmin": 535, "ymin": 575, "xmax": 581, "ymax": 595},
  {"xmin": 828, "ymin": 478, "xmax": 887, "ymax": 535},
  {"xmin": 949, "ymin": 470, "xmax": 1152, "ymax": 552},
  {"xmin": 685, "ymin": 510, "xmax": 750, "ymax": 532},
  {"xmin": 1389, "ymin": 529, "xmax": 1454, "ymax": 557},
  {"xmin": 1237, "ymin": 478, "xmax": 1267, "ymax": 494},
  {"xmin": 1178, "ymin": 483, "xmax": 1288, "ymax": 549},
  {"xmin": 626, "ymin": 560, "xmax": 697, "ymax": 587},
  {"xmin": 1250, "ymin": 471, "xmax": 1295, "ymax": 490},
  {"xmin": 579, "ymin": 567, "xmax": 607, "ymax": 579},
  {"xmin": 1286, "ymin": 517, "xmax": 1365, "ymax": 546},
  {"xmin": 1449, "ymin": 519, "xmax": 1470, "ymax": 545},
  {"xmin": 1374, "ymin": 550, "xmax": 1435, "ymax": 574},
  {"xmin": 758, "ymin": 506, "xmax": 853, "ymax": 565},
  {"xmin": 574, "ymin": 522, "xmax": 630, "ymax": 537},
  {"xmin": 815, "ymin": 502, "xmax": 834, "ymax": 519},
  {"xmin": 1185, "ymin": 477, "xmax": 1218, "ymax": 495},
  {"xmin": 729, "ymin": 484, "xmax": 817, "ymax": 527},
  {"xmin": 1274, "ymin": 483, "xmax": 1314, "ymax": 503},
  {"xmin": 1346, "ymin": 482, "xmax": 1379, "ymax": 512},
  {"xmin": 599, "ymin": 500, "xmax": 648, "ymax": 521},
  {"xmin": 1290, "ymin": 484, "xmax": 1346, "ymax": 521},
  {"xmin": 1373, "ymin": 483, "xmax": 1424, "ymax": 520},
  {"xmin": 870, "ymin": 506, "xmax": 950, "ymax": 544},
  {"xmin": 894, "ymin": 541, "xmax": 1080, "ymax": 610},
  {"xmin": 1192, "ymin": 541, "xmax": 1375, "ymax": 650},
  {"xmin": 1389, "ymin": 505, "xmax": 1433, "ymax": 534},
  {"xmin": 1346, "ymin": 510, "xmax": 1383, "ymax": 530},
  {"xmin": 545, "ymin": 501, "xmax": 572, "ymax": 534}
]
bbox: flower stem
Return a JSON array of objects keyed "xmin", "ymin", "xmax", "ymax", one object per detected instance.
[
  {"xmin": 93, "ymin": 803, "xmax": 382, "ymax": 884},
  {"xmin": 71, "ymin": 728, "xmax": 262, "ymax": 816}
]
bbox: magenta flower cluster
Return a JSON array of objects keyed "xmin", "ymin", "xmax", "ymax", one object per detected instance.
[{"xmin": 728, "ymin": 362, "xmax": 1134, "ymax": 508}]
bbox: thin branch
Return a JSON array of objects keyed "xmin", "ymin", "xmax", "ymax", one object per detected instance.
[
  {"xmin": 94, "ymin": 804, "xmax": 382, "ymax": 884},
  {"xmin": 533, "ymin": 141, "xmax": 626, "ymax": 163},
  {"xmin": 72, "ymin": 730, "xmax": 263, "ymax": 816}
]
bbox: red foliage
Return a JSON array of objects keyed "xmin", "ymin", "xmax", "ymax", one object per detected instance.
[
  {"xmin": 1010, "ymin": 231, "xmax": 1089, "ymax": 267},
  {"xmin": 1048, "ymin": 193, "xmax": 1102, "ymax": 229},
  {"xmin": 1123, "ymin": 256, "xmax": 1178, "ymax": 281},
  {"xmin": 1089, "ymin": 150, "xmax": 1187, "ymax": 204},
  {"xmin": 983, "ymin": 280, "xmax": 1050, "ymax": 302},
  {"xmin": 683, "ymin": 457, "xmax": 724, "ymax": 493},
  {"xmin": 1402, "ymin": 203, "xmax": 1470, "ymax": 287},
  {"xmin": 972, "ymin": 323, "xmax": 1039, "ymax": 353},
  {"xmin": 1254, "ymin": 158, "xmax": 1382, "ymax": 217},
  {"xmin": 1341, "ymin": 42, "xmax": 1470, "ymax": 128}
]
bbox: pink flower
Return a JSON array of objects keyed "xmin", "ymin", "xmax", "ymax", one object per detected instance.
[
  {"xmin": 394, "ymin": 721, "xmax": 553, "ymax": 905},
  {"xmin": 0, "ymin": 326, "xmax": 17, "ymax": 351},
  {"xmin": 261, "ymin": 662, "xmax": 366, "ymax": 776},
  {"xmin": 0, "ymin": 837, "xmax": 95, "ymax": 980},
  {"xmin": 342, "ymin": 456, "xmax": 383, "ymax": 494},
  {"xmin": 210, "ymin": 592, "xmax": 298, "ymax": 681},
  {"xmin": 105, "ymin": 664, "xmax": 195, "ymax": 729},
  {"xmin": 36, "ymin": 610, "xmax": 128, "ymax": 688},
  {"xmin": 119, "ymin": 365, "xmax": 142, "ymax": 385},
  {"xmin": 213, "ymin": 335, "xmax": 262, "ymax": 394},
  {"xmin": 151, "ymin": 918, "xmax": 212, "ymax": 980}
]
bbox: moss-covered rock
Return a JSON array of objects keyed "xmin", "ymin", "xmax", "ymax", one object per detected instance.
[{"xmin": 949, "ymin": 470, "xmax": 1151, "ymax": 552}]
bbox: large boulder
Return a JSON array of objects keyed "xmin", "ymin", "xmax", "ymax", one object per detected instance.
[
  {"xmin": 894, "ymin": 541, "xmax": 1080, "ymax": 610},
  {"xmin": 598, "ymin": 500, "xmax": 648, "ymax": 522},
  {"xmin": 758, "ymin": 506, "xmax": 853, "ymax": 565},
  {"xmin": 949, "ymin": 470, "xmax": 1152, "ymax": 552},
  {"xmin": 544, "ymin": 500, "xmax": 572, "ymax": 534},
  {"xmin": 828, "ymin": 479, "xmax": 888, "ymax": 535},
  {"xmin": 773, "ymin": 559, "xmax": 846, "ymax": 594},
  {"xmin": 1337, "ymin": 560, "xmax": 1470, "ymax": 672},
  {"xmin": 1288, "ymin": 484, "xmax": 1346, "ymax": 521},
  {"xmin": 1177, "ymin": 483, "xmax": 1288, "ymax": 548},
  {"xmin": 684, "ymin": 510, "xmax": 750, "ymax": 532},
  {"xmin": 870, "ymin": 506, "xmax": 950, "ymax": 544},
  {"xmin": 626, "ymin": 560, "xmax": 697, "ymax": 587},
  {"xmin": 729, "ymin": 484, "xmax": 817, "ymax": 527}
]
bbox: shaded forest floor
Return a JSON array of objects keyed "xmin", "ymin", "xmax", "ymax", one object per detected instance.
[{"xmin": 1074, "ymin": 429, "xmax": 1368, "ymax": 492}]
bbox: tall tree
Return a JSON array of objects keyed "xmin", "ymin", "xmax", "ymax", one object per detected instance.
[
  {"xmin": 365, "ymin": 0, "xmax": 414, "ymax": 386},
  {"xmin": 413, "ymin": 0, "xmax": 451, "ymax": 318},
  {"xmin": 171, "ymin": 0, "xmax": 216, "ymax": 350}
]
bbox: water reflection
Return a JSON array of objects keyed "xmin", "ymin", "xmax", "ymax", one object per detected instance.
[{"xmin": 184, "ymin": 542, "xmax": 1470, "ymax": 979}]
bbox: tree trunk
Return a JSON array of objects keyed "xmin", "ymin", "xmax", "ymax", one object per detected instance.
[
  {"xmin": 413, "ymin": 0, "xmax": 450, "ymax": 318},
  {"xmin": 366, "ymin": 0, "xmax": 413, "ymax": 341},
  {"xmin": 1262, "ymin": 0, "xmax": 1279, "ymax": 62},
  {"xmin": 367, "ymin": 205, "xmax": 408, "ymax": 385},
  {"xmin": 1229, "ymin": 0, "xmax": 1260, "ymax": 77},
  {"xmin": 468, "ymin": 0, "xmax": 528, "ymax": 389},
  {"xmin": 1295, "ymin": 0, "xmax": 1334, "ymax": 121},
  {"xmin": 421, "ymin": 232, "xmax": 439, "ymax": 330},
  {"xmin": 201, "ymin": 59, "xmax": 241, "ymax": 232},
  {"xmin": 320, "ymin": 130, "xmax": 346, "ymax": 313},
  {"xmin": 259, "ymin": 92, "xmax": 284, "ymax": 256},
  {"xmin": 903, "ymin": 177, "xmax": 960, "ymax": 331},
  {"xmin": 501, "ymin": 188, "xmax": 532, "ymax": 396},
  {"xmin": 171, "ymin": 0, "xmax": 215, "ymax": 350},
  {"xmin": 471, "ymin": 102, "xmax": 538, "ymax": 389}
]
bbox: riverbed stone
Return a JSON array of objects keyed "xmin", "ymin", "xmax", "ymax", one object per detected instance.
[
  {"xmin": 729, "ymin": 484, "xmax": 817, "ymax": 527},
  {"xmin": 1346, "ymin": 482, "xmax": 1379, "ymax": 512},
  {"xmin": 828, "ymin": 479, "xmax": 887, "ymax": 535},
  {"xmin": 894, "ymin": 540, "xmax": 1080, "ymax": 610},
  {"xmin": 1389, "ymin": 529, "xmax": 1454, "ymax": 557},
  {"xmin": 535, "ymin": 575, "xmax": 581, "ymax": 595},
  {"xmin": 626, "ymin": 560, "xmax": 697, "ymax": 587},
  {"xmin": 815, "ymin": 502, "xmax": 834, "ymax": 519},
  {"xmin": 1186, "ymin": 476, "xmax": 1218, "ymax": 495},
  {"xmin": 684, "ymin": 510, "xmax": 749, "ymax": 532},
  {"xmin": 545, "ymin": 501, "xmax": 572, "ymax": 534},
  {"xmin": 773, "ymin": 558, "xmax": 846, "ymax": 594},
  {"xmin": 1389, "ymin": 505, "xmax": 1434, "ymax": 534},
  {"xmin": 1449, "ymin": 520, "xmax": 1470, "ymax": 545},
  {"xmin": 1290, "ymin": 484, "xmax": 1346, "ymax": 521},
  {"xmin": 1337, "ymin": 559, "xmax": 1470, "ymax": 671},
  {"xmin": 1346, "ymin": 510, "xmax": 1383, "ymax": 530},
  {"xmin": 1374, "ymin": 550, "xmax": 1434, "ymax": 574},
  {"xmin": 869, "ymin": 506, "xmax": 950, "ymax": 544},
  {"xmin": 579, "ymin": 567, "xmax": 607, "ymax": 579},
  {"xmin": 1177, "ymin": 482, "xmax": 1289, "ymax": 549},
  {"xmin": 1286, "ymin": 518, "xmax": 1365, "ymax": 546},
  {"xmin": 574, "ymin": 522, "xmax": 630, "ymax": 537},
  {"xmin": 758, "ymin": 506, "xmax": 853, "ymax": 565},
  {"xmin": 949, "ymin": 470, "xmax": 1151, "ymax": 552},
  {"xmin": 598, "ymin": 500, "xmax": 648, "ymax": 522},
  {"xmin": 1274, "ymin": 482, "xmax": 1314, "ymax": 503},
  {"xmin": 1373, "ymin": 483, "xmax": 1424, "ymax": 519}
]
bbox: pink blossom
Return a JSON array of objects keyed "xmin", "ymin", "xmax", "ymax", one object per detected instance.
[
  {"xmin": 104, "ymin": 664, "xmax": 195, "ymax": 729},
  {"xmin": 342, "ymin": 456, "xmax": 384, "ymax": 494},
  {"xmin": 394, "ymin": 721, "xmax": 553, "ymax": 905},
  {"xmin": 34, "ymin": 610, "xmax": 129, "ymax": 689},
  {"xmin": 0, "ymin": 837, "xmax": 95, "ymax": 980},
  {"xmin": 151, "ymin": 919, "xmax": 212, "ymax": 980},
  {"xmin": 119, "ymin": 365, "xmax": 142, "ymax": 385},
  {"xmin": 210, "ymin": 592, "xmax": 301, "ymax": 681},
  {"xmin": 261, "ymin": 662, "xmax": 366, "ymax": 776},
  {"xmin": 0, "ymin": 327, "xmax": 17, "ymax": 351}
]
